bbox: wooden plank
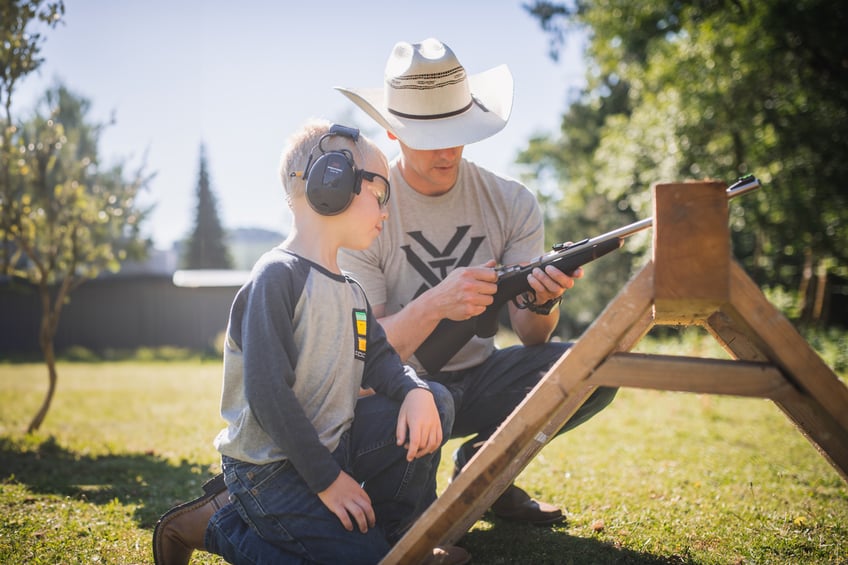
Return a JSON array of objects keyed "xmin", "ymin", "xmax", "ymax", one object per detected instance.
[
  {"xmin": 653, "ymin": 181, "xmax": 730, "ymax": 322},
  {"xmin": 591, "ymin": 352, "xmax": 792, "ymax": 398},
  {"xmin": 545, "ymin": 263, "xmax": 656, "ymax": 390},
  {"xmin": 616, "ymin": 302, "xmax": 655, "ymax": 353},
  {"xmin": 379, "ymin": 263, "xmax": 657, "ymax": 565},
  {"xmin": 719, "ymin": 260, "xmax": 848, "ymax": 481},
  {"xmin": 381, "ymin": 371, "xmax": 595, "ymax": 564},
  {"xmin": 725, "ymin": 261, "xmax": 848, "ymax": 431},
  {"xmin": 704, "ymin": 309, "xmax": 770, "ymax": 362},
  {"xmin": 773, "ymin": 388, "xmax": 848, "ymax": 483}
]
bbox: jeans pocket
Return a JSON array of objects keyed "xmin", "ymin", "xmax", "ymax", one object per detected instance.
[
  {"xmin": 232, "ymin": 459, "xmax": 291, "ymax": 496},
  {"xmin": 224, "ymin": 459, "xmax": 302, "ymax": 546}
]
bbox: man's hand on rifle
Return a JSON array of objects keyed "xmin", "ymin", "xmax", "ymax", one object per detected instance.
[
  {"xmin": 509, "ymin": 262, "xmax": 583, "ymax": 347},
  {"xmin": 524, "ymin": 263, "xmax": 583, "ymax": 308},
  {"xmin": 430, "ymin": 260, "xmax": 498, "ymax": 321}
]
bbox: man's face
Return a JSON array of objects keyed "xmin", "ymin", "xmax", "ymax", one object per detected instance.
[{"xmin": 397, "ymin": 141, "xmax": 464, "ymax": 195}]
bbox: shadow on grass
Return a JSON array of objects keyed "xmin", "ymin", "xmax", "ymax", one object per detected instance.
[
  {"xmin": 0, "ymin": 435, "xmax": 217, "ymax": 528},
  {"xmin": 458, "ymin": 514, "xmax": 691, "ymax": 565},
  {"xmin": 0, "ymin": 436, "xmax": 692, "ymax": 563}
]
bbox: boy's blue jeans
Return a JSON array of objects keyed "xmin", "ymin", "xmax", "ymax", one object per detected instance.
[{"xmin": 205, "ymin": 382, "xmax": 454, "ymax": 565}]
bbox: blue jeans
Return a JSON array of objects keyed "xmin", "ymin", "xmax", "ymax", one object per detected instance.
[
  {"xmin": 434, "ymin": 342, "xmax": 618, "ymax": 457},
  {"xmin": 206, "ymin": 382, "xmax": 454, "ymax": 565}
]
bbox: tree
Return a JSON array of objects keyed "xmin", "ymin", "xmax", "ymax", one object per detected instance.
[
  {"xmin": 523, "ymin": 0, "xmax": 848, "ymax": 329},
  {"xmin": 1, "ymin": 83, "xmax": 152, "ymax": 432},
  {"xmin": 181, "ymin": 143, "xmax": 232, "ymax": 269}
]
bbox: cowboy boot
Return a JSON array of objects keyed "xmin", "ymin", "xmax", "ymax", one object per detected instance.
[{"xmin": 152, "ymin": 473, "xmax": 229, "ymax": 565}]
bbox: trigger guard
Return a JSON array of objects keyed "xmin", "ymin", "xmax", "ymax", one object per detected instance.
[{"xmin": 513, "ymin": 291, "xmax": 536, "ymax": 309}]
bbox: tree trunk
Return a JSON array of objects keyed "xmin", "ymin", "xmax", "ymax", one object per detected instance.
[
  {"xmin": 27, "ymin": 336, "xmax": 58, "ymax": 434},
  {"xmin": 798, "ymin": 247, "xmax": 814, "ymax": 324},
  {"xmin": 27, "ymin": 284, "xmax": 61, "ymax": 433},
  {"xmin": 811, "ymin": 258, "xmax": 828, "ymax": 326}
]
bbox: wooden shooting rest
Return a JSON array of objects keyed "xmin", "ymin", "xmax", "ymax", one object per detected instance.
[{"xmin": 381, "ymin": 180, "xmax": 848, "ymax": 564}]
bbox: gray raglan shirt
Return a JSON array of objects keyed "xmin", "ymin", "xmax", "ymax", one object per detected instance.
[{"xmin": 214, "ymin": 248, "xmax": 428, "ymax": 493}]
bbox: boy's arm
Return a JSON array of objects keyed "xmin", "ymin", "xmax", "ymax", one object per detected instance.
[
  {"xmin": 361, "ymin": 306, "xmax": 443, "ymax": 460},
  {"xmin": 360, "ymin": 306, "xmax": 429, "ymax": 399}
]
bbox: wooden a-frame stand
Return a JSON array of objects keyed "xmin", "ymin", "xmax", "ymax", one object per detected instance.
[{"xmin": 381, "ymin": 180, "xmax": 848, "ymax": 564}]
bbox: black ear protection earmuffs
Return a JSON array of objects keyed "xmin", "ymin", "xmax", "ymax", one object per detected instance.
[{"xmin": 300, "ymin": 124, "xmax": 362, "ymax": 216}]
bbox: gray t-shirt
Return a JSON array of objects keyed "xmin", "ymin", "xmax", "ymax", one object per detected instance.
[
  {"xmin": 339, "ymin": 157, "xmax": 544, "ymax": 374},
  {"xmin": 214, "ymin": 248, "xmax": 427, "ymax": 493}
]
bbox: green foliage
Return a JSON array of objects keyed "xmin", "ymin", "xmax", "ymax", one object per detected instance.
[
  {"xmin": 0, "ymin": 0, "xmax": 64, "ymax": 113},
  {"xmin": 522, "ymin": 0, "xmax": 848, "ymax": 332},
  {"xmin": 1, "ymin": 1, "xmax": 152, "ymax": 289},
  {"xmin": 181, "ymin": 144, "xmax": 233, "ymax": 269},
  {"xmin": 801, "ymin": 327, "xmax": 848, "ymax": 373},
  {"xmin": 0, "ymin": 0, "xmax": 65, "ymax": 269},
  {"xmin": 58, "ymin": 345, "xmax": 208, "ymax": 363},
  {"xmin": 2, "ymin": 84, "xmax": 152, "ymax": 283}
]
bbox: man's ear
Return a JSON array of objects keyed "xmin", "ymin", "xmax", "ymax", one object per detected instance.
[{"xmin": 386, "ymin": 131, "xmax": 398, "ymax": 141}]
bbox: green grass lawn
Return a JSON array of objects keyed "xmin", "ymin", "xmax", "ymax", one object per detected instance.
[{"xmin": 1, "ymin": 351, "xmax": 846, "ymax": 564}]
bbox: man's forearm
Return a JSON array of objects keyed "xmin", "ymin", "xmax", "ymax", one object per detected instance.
[{"xmin": 509, "ymin": 303, "xmax": 559, "ymax": 346}]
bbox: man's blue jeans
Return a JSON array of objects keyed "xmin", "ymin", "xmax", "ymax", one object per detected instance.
[
  {"xmin": 434, "ymin": 342, "xmax": 618, "ymax": 458},
  {"xmin": 205, "ymin": 382, "xmax": 454, "ymax": 565}
]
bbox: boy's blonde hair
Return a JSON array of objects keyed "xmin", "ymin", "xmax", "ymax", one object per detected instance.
[{"xmin": 279, "ymin": 118, "xmax": 384, "ymax": 203}]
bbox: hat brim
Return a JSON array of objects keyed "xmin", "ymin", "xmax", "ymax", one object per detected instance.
[{"xmin": 335, "ymin": 64, "xmax": 514, "ymax": 150}]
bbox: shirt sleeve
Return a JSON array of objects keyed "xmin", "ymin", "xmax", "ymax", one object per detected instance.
[
  {"xmin": 502, "ymin": 181, "xmax": 546, "ymax": 265},
  {"xmin": 360, "ymin": 301, "xmax": 430, "ymax": 399},
  {"xmin": 240, "ymin": 263, "xmax": 341, "ymax": 493}
]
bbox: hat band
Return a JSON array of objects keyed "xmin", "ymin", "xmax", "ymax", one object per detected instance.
[{"xmin": 387, "ymin": 100, "xmax": 473, "ymax": 121}]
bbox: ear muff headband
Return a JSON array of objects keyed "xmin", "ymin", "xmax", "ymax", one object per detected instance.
[{"xmin": 303, "ymin": 125, "xmax": 362, "ymax": 216}]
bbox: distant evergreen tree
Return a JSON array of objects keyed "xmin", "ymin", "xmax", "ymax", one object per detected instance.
[{"xmin": 181, "ymin": 144, "xmax": 233, "ymax": 269}]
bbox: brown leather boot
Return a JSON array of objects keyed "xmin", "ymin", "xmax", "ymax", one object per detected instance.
[{"xmin": 152, "ymin": 473, "xmax": 229, "ymax": 565}]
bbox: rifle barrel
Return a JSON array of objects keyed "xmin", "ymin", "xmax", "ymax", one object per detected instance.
[{"xmin": 588, "ymin": 176, "xmax": 761, "ymax": 247}]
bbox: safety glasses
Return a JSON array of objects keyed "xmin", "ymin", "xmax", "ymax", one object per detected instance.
[{"xmin": 360, "ymin": 170, "xmax": 391, "ymax": 209}]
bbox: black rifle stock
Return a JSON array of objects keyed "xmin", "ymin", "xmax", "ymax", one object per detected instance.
[{"xmin": 414, "ymin": 175, "xmax": 761, "ymax": 374}]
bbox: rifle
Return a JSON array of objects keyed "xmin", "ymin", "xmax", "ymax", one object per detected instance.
[{"xmin": 414, "ymin": 175, "xmax": 761, "ymax": 374}]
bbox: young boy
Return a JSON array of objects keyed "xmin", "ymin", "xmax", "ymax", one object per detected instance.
[{"xmin": 154, "ymin": 120, "xmax": 465, "ymax": 564}]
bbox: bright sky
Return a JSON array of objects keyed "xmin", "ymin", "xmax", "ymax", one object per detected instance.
[{"xmin": 13, "ymin": 1, "xmax": 586, "ymax": 250}]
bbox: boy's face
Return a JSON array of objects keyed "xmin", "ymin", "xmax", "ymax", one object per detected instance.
[{"xmin": 343, "ymin": 153, "xmax": 390, "ymax": 251}]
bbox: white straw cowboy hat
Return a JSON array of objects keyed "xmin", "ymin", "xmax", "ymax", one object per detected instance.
[{"xmin": 335, "ymin": 38, "xmax": 514, "ymax": 150}]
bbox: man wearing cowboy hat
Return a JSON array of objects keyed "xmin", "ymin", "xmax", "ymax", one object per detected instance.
[{"xmin": 336, "ymin": 38, "xmax": 618, "ymax": 526}]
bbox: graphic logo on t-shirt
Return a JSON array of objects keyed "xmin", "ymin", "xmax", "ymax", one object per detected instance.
[
  {"xmin": 401, "ymin": 226, "xmax": 485, "ymax": 298},
  {"xmin": 353, "ymin": 308, "xmax": 367, "ymax": 360}
]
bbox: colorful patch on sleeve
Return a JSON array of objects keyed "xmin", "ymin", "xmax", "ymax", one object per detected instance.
[{"xmin": 353, "ymin": 309, "xmax": 367, "ymax": 360}]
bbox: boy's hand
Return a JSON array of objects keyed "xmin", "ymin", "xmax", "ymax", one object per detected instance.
[
  {"xmin": 396, "ymin": 388, "xmax": 443, "ymax": 461},
  {"xmin": 317, "ymin": 471, "xmax": 376, "ymax": 533}
]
